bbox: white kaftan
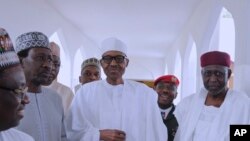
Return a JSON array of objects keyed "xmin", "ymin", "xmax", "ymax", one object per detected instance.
[
  {"xmin": 16, "ymin": 87, "xmax": 67, "ymax": 141},
  {"xmin": 174, "ymin": 88, "xmax": 250, "ymax": 141},
  {"xmin": 66, "ymin": 80, "xmax": 167, "ymax": 141},
  {"xmin": 0, "ymin": 128, "xmax": 34, "ymax": 141}
]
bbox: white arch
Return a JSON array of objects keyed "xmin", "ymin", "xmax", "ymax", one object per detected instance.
[
  {"xmin": 181, "ymin": 36, "xmax": 197, "ymax": 100},
  {"xmin": 173, "ymin": 51, "xmax": 182, "ymax": 104},
  {"xmin": 218, "ymin": 7, "xmax": 235, "ymax": 61},
  {"xmin": 72, "ymin": 48, "xmax": 84, "ymax": 87}
]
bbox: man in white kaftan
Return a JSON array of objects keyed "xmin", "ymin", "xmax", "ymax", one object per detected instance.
[
  {"xmin": 67, "ymin": 80, "xmax": 167, "ymax": 141},
  {"xmin": 66, "ymin": 37, "xmax": 167, "ymax": 141},
  {"xmin": 0, "ymin": 128, "xmax": 34, "ymax": 141},
  {"xmin": 174, "ymin": 51, "xmax": 250, "ymax": 141},
  {"xmin": 174, "ymin": 88, "xmax": 250, "ymax": 141},
  {"xmin": 17, "ymin": 87, "xmax": 67, "ymax": 141},
  {"xmin": 14, "ymin": 32, "xmax": 67, "ymax": 141}
]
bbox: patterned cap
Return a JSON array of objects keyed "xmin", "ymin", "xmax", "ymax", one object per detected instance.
[
  {"xmin": 81, "ymin": 57, "xmax": 100, "ymax": 70},
  {"xmin": 101, "ymin": 37, "xmax": 127, "ymax": 56},
  {"xmin": 0, "ymin": 27, "xmax": 20, "ymax": 69},
  {"xmin": 15, "ymin": 31, "xmax": 49, "ymax": 53}
]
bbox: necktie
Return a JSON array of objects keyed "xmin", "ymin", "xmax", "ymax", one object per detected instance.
[{"xmin": 161, "ymin": 111, "xmax": 165, "ymax": 119}]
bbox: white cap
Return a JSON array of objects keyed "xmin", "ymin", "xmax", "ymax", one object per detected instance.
[
  {"xmin": 49, "ymin": 42, "xmax": 60, "ymax": 57},
  {"xmin": 101, "ymin": 37, "xmax": 127, "ymax": 56}
]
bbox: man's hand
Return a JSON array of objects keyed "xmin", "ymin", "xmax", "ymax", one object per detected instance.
[{"xmin": 100, "ymin": 129, "xmax": 126, "ymax": 141}]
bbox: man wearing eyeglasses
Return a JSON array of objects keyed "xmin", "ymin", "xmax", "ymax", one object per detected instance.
[
  {"xmin": 14, "ymin": 32, "xmax": 67, "ymax": 141},
  {"xmin": 66, "ymin": 37, "xmax": 167, "ymax": 141},
  {"xmin": 174, "ymin": 51, "xmax": 250, "ymax": 141},
  {"xmin": 0, "ymin": 27, "xmax": 34, "ymax": 140},
  {"xmin": 154, "ymin": 75, "xmax": 179, "ymax": 141}
]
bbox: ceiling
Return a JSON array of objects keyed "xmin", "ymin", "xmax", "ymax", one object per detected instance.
[{"xmin": 46, "ymin": 0, "xmax": 200, "ymax": 58}]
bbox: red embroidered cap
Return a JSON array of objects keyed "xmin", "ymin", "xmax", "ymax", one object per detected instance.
[
  {"xmin": 154, "ymin": 75, "xmax": 179, "ymax": 87},
  {"xmin": 200, "ymin": 51, "xmax": 231, "ymax": 67}
]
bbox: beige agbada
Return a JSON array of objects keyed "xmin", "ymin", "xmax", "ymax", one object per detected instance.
[
  {"xmin": 47, "ymin": 42, "xmax": 74, "ymax": 115},
  {"xmin": 47, "ymin": 80, "xmax": 74, "ymax": 115}
]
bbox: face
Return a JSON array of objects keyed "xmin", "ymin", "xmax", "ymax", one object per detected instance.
[
  {"xmin": 101, "ymin": 51, "xmax": 129, "ymax": 84},
  {"xmin": 44, "ymin": 55, "xmax": 61, "ymax": 85},
  {"xmin": 0, "ymin": 65, "xmax": 29, "ymax": 130},
  {"xmin": 21, "ymin": 48, "xmax": 53, "ymax": 86},
  {"xmin": 79, "ymin": 65, "xmax": 101, "ymax": 84},
  {"xmin": 202, "ymin": 65, "xmax": 231, "ymax": 96},
  {"xmin": 155, "ymin": 81, "xmax": 177, "ymax": 109}
]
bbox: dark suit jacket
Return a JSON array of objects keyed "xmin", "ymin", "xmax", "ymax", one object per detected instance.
[{"xmin": 162, "ymin": 105, "xmax": 178, "ymax": 141}]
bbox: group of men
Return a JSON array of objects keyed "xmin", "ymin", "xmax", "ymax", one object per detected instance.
[{"xmin": 0, "ymin": 26, "xmax": 250, "ymax": 141}]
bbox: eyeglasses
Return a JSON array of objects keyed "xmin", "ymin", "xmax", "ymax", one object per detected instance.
[
  {"xmin": 101, "ymin": 55, "xmax": 126, "ymax": 64},
  {"xmin": 0, "ymin": 86, "xmax": 28, "ymax": 101}
]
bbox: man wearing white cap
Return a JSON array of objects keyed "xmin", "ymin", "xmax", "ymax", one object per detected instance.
[
  {"xmin": 44, "ymin": 42, "xmax": 74, "ymax": 115},
  {"xmin": 66, "ymin": 37, "xmax": 167, "ymax": 141},
  {"xmin": 14, "ymin": 32, "xmax": 67, "ymax": 141},
  {"xmin": 0, "ymin": 27, "xmax": 34, "ymax": 141}
]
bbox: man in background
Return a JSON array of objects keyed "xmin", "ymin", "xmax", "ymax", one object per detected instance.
[
  {"xmin": 45, "ymin": 42, "xmax": 74, "ymax": 115},
  {"xmin": 0, "ymin": 27, "xmax": 34, "ymax": 141},
  {"xmin": 74, "ymin": 57, "xmax": 101, "ymax": 93},
  {"xmin": 154, "ymin": 75, "xmax": 179, "ymax": 141}
]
